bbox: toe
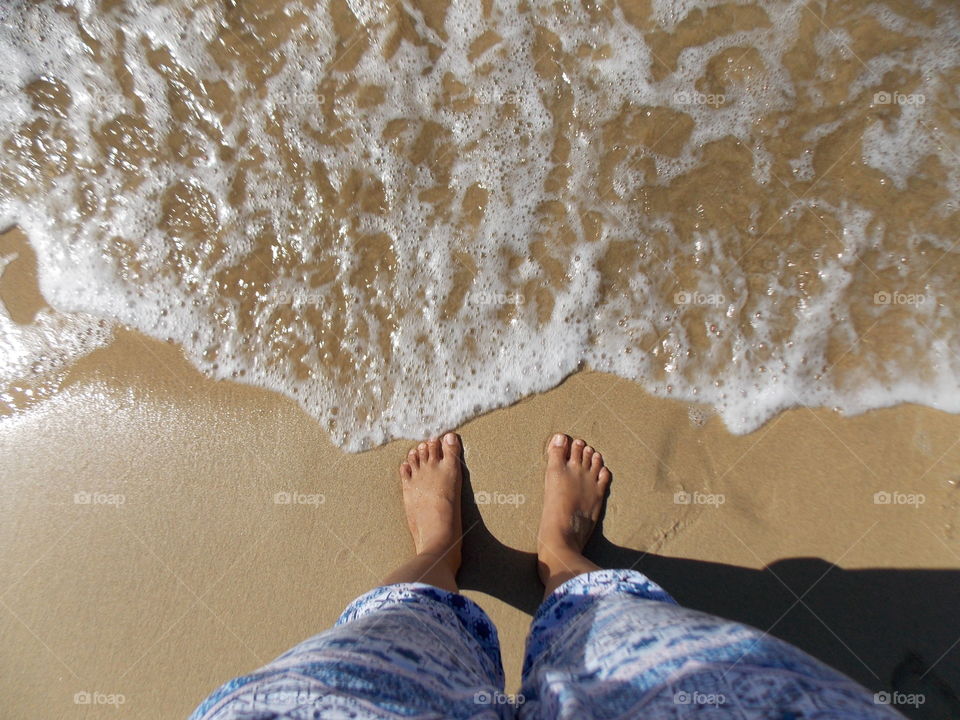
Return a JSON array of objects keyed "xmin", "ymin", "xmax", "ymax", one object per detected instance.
[
  {"xmin": 547, "ymin": 433, "xmax": 570, "ymax": 468},
  {"xmin": 582, "ymin": 445, "xmax": 595, "ymax": 468},
  {"xmin": 427, "ymin": 438, "xmax": 441, "ymax": 462},
  {"xmin": 441, "ymin": 432, "xmax": 461, "ymax": 466},
  {"xmin": 570, "ymin": 438, "xmax": 585, "ymax": 465},
  {"xmin": 598, "ymin": 467, "xmax": 612, "ymax": 487},
  {"xmin": 400, "ymin": 462, "xmax": 412, "ymax": 480},
  {"xmin": 407, "ymin": 448, "xmax": 419, "ymax": 469},
  {"xmin": 589, "ymin": 451, "xmax": 603, "ymax": 480},
  {"xmin": 417, "ymin": 442, "xmax": 429, "ymax": 464}
]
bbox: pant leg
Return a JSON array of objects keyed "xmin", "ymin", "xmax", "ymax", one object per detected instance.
[
  {"xmin": 518, "ymin": 569, "xmax": 905, "ymax": 720},
  {"xmin": 190, "ymin": 583, "xmax": 509, "ymax": 720}
]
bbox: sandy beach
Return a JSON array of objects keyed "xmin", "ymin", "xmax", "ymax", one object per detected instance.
[
  {"xmin": 2, "ymin": 0, "xmax": 960, "ymax": 717},
  {"xmin": 1, "ymin": 322, "xmax": 959, "ymax": 718}
]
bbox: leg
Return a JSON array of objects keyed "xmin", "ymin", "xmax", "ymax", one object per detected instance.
[
  {"xmin": 519, "ymin": 574, "xmax": 903, "ymax": 720},
  {"xmin": 519, "ymin": 434, "xmax": 903, "ymax": 720},
  {"xmin": 189, "ymin": 432, "xmax": 509, "ymax": 720},
  {"xmin": 381, "ymin": 432, "xmax": 463, "ymax": 592},
  {"xmin": 536, "ymin": 433, "xmax": 610, "ymax": 599}
]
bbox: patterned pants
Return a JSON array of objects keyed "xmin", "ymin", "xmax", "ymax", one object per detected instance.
[{"xmin": 190, "ymin": 569, "xmax": 903, "ymax": 719}]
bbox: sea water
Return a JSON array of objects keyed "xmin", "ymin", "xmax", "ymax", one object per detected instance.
[{"xmin": 0, "ymin": 0, "xmax": 958, "ymax": 449}]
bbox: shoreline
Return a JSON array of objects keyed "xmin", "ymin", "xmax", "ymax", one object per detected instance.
[{"xmin": 2, "ymin": 328, "xmax": 959, "ymax": 717}]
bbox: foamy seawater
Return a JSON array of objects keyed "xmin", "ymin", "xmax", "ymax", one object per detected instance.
[{"xmin": 0, "ymin": 0, "xmax": 958, "ymax": 449}]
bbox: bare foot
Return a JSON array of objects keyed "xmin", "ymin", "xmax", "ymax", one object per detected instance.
[
  {"xmin": 537, "ymin": 433, "xmax": 610, "ymax": 593},
  {"xmin": 398, "ymin": 432, "xmax": 463, "ymax": 575}
]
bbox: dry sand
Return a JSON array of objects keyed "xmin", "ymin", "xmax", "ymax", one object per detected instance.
[
  {"xmin": 2, "ymin": 324, "xmax": 960, "ymax": 719},
  {"xmin": 2, "ymin": 1, "xmax": 959, "ymax": 717}
]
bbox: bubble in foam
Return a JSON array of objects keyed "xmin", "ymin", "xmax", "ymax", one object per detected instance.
[{"xmin": 0, "ymin": 0, "xmax": 959, "ymax": 449}]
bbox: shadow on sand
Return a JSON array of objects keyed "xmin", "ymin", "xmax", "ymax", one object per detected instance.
[{"xmin": 456, "ymin": 468, "xmax": 960, "ymax": 720}]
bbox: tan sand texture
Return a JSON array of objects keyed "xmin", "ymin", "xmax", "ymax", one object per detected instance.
[
  {"xmin": 1, "ymin": 323, "xmax": 960, "ymax": 719},
  {"xmin": 1, "ymin": 0, "xmax": 959, "ymax": 718}
]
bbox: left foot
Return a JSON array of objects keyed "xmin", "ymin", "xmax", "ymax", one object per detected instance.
[{"xmin": 399, "ymin": 433, "xmax": 463, "ymax": 575}]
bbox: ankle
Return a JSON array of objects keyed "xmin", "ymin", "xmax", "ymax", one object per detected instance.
[
  {"xmin": 537, "ymin": 543, "xmax": 583, "ymax": 580},
  {"xmin": 537, "ymin": 540, "xmax": 600, "ymax": 592},
  {"xmin": 416, "ymin": 544, "xmax": 461, "ymax": 568},
  {"xmin": 537, "ymin": 530, "xmax": 582, "ymax": 563}
]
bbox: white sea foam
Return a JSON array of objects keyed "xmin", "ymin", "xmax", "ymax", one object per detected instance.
[{"xmin": 0, "ymin": 0, "xmax": 958, "ymax": 448}]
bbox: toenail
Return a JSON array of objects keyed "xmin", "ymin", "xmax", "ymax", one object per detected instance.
[
  {"xmin": 418, "ymin": 443, "xmax": 427, "ymax": 451},
  {"xmin": 444, "ymin": 432, "xmax": 456, "ymax": 445},
  {"xmin": 574, "ymin": 439, "xmax": 585, "ymax": 446},
  {"xmin": 552, "ymin": 433, "xmax": 565, "ymax": 446}
]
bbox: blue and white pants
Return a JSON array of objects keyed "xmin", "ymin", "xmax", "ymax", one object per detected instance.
[{"xmin": 190, "ymin": 569, "xmax": 903, "ymax": 719}]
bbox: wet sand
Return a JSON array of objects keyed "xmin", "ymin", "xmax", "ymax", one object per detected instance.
[
  {"xmin": 1, "ymin": 327, "xmax": 959, "ymax": 719},
  {"xmin": 1, "ymin": 2, "xmax": 959, "ymax": 716},
  {"xmin": 4, "ymin": 0, "xmax": 959, "ymax": 449}
]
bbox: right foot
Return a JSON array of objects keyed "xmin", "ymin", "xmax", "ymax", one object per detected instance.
[
  {"xmin": 399, "ymin": 433, "xmax": 463, "ymax": 576},
  {"xmin": 537, "ymin": 434, "xmax": 611, "ymax": 587}
]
